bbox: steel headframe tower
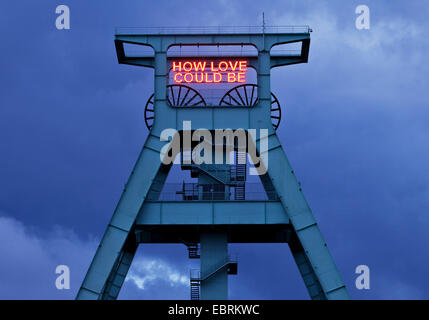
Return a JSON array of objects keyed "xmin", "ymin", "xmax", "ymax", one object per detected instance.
[{"xmin": 77, "ymin": 26, "xmax": 349, "ymax": 300}]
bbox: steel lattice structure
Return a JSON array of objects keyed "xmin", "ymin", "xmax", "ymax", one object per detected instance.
[{"xmin": 76, "ymin": 26, "xmax": 349, "ymax": 300}]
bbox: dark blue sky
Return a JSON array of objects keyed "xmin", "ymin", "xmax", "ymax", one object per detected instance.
[{"xmin": 0, "ymin": 0, "xmax": 428, "ymax": 299}]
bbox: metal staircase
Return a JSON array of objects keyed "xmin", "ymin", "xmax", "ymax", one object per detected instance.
[
  {"xmin": 190, "ymin": 279, "xmax": 201, "ymax": 300},
  {"xmin": 187, "ymin": 243, "xmax": 200, "ymax": 259},
  {"xmin": 234, "ymin": 185, "xmax": 245, "ymax": 200},
  {"xmin": 235, "ymin": 151, "xmax": 247, "ymax": 181},
  {"xmin": 232, "ymin": 151, "xmax": 246, "ymax": 200},
  {"xmin": 230, "ymin": 151, "xmax": 247, "ymax": 182},
  {"xmin": 187, "ymin": 243, "xmax": 201, "ymax": 300},
  {"xmin": 181, "ymin": 151, "xmax": 229, "ymax": 185},
  {"xmin": 189, "ymin": 256, "xmax": 238, "ymax": 300}
]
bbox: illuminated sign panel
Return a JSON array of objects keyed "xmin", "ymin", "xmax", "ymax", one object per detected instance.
[{"xmin": 172, "ymin": 60, "xmax": 248, "ymax": 84}]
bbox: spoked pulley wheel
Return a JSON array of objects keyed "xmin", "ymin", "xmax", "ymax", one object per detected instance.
[
  {"xmin": 144, "ymin": 84, "xmax": 206, "ymax": 130},
  {"xmin": 218, "ymin": 84, "xmax": 282, "ymax": 130}
]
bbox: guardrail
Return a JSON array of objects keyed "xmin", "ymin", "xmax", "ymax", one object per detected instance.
[
  {"xmin": 115, "ymin": 25, "xmax": 311, "ymax": 35},
  {"xmin": 146, "ymin": 182, "xmax": 279, "ymax": 201},
  {"xmin": 190, "ymin": 254, "xmax": 238, "ymax": 280}
]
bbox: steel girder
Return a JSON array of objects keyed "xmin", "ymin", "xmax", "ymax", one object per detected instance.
[{"xmin": 77, "ymin": 30, "xmax": 349, "ymax": 300}]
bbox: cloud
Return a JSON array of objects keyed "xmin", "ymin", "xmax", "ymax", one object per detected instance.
[
  {"xmin": 0, "ymin": 214, "xmax": 97, "ymax": 299},
  {"xmin": 269, "ymin": 3, "xmax": 428, "ymax": 105},
  {"xmin": 376, "ymin": 277, "xmax": 423, "ymax": 300},
  {"xmin": 0, "ymin": 214, "xmax": 192, "ymax": 299},
  {"xmin": 126, "ymin": 258, "xmax": 189, "ymax": 290},
  {"xmin": 0, "ymin": 0, "xmax": 428, "ymax": 301}
]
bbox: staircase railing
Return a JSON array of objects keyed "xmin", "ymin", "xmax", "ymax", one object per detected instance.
[{"xmin": 190, "ymin": 255, "xmax": 238, "ymax": 281}]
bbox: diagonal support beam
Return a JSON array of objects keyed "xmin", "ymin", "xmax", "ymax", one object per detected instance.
[
  {"xmin": 288, "ymin": 230, "xmax": 325, "ymax": 300},
  {"xmin": 76, "ymin": 134, "xmax": 165, "ymax": 299},
  {"xmin": 251, "ymin": 133, "xmax": 350, "ymax": 300},
  {"xmin": 101, "ymin": 233, "xmax": 138, "ymax": 300}
]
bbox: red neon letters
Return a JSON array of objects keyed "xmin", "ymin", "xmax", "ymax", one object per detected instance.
[{"xmin": 172, "ymin": 60, "xmax": 247, "ymax": 84}]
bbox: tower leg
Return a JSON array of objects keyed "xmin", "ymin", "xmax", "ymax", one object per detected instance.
[
  {"xmin": 200, "ymin": 232, "xmax": 228, "ymax": 300},
  {"xmin": 288, "ymin": 231, "xmax": 325, "ymax": 300},
  {"xmin": 253, "ymin": 134, "xmax": 350, "ymax": 299},
  {"xmin": 76, "ymin": 135, "xmax": 165, "ymax": 299},
  {"xmin": 101, "ymin": 233, "xmax": 138, "ymax": 300}
]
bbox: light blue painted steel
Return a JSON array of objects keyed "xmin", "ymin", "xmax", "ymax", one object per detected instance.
[
  {"xmin": 77, "ymin": 29, "xmax": 349, "ymax": 300},
  {"xmin": 252, "ymin": 134, "xmax": 350, "ymax": 299},
  {"xmin": 136, "ymin": 201, "xmax": 287, "ymax": 225},
  {"xmin": 200, "ymin": 232, "xmax": 228, "ymax": 300},
  {"xmin": 114, "ymin": 32, "xmax": 310, "ymax": 135},
  {"xmin": 76, "ymin": 135, "xmax": 164, "ymax": 299},
  {"xmin": 101, "ymin": 235, "xmax": 137, "ymax": 300}
]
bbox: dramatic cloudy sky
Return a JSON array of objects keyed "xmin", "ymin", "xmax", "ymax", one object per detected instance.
[{"xmin": 0, "ymin": 0, "xmax": 428, "ymax": 299}]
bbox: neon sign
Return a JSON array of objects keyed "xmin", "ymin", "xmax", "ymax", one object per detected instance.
[{"xmin": 172, "ymin": 60, "xmax": 248, "ymax": 84}]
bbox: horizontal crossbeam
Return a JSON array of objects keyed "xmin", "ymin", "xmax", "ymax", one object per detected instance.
[{"xmin": 136, "ymin": 200, "xmax": 287, "ymax": 225}]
